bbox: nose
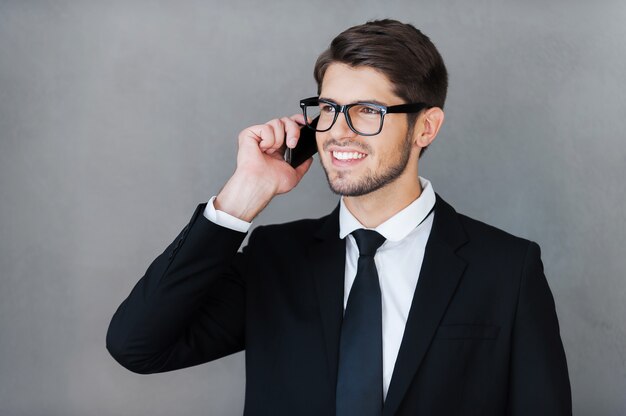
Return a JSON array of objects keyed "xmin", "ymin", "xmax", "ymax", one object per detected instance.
[{"xmin": 328, "ymin": 110, "xmax": 358, "ymax": 139}]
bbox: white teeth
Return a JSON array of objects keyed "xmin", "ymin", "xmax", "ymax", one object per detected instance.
[{"xmin": 332, "ymin": 151, "xmax": 366, "ymax": 160}]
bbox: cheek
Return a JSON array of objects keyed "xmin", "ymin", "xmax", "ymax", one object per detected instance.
[
  {"xmin": 370, "ymin": 135, "xmax": 396, "ymax": 159},
  {"xmin": 370, "ymin": 137, "xmax": 407, "ymax": 169}
]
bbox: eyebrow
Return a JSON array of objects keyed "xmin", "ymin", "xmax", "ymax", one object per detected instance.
[{"xmin": 318, "ymin": 96, "xmax": 390, "ymax": 107}]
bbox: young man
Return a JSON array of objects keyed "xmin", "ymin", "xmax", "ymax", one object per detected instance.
[{"xmin": 107, "ymin": 19, "xmax": 572, "ymax": 415}]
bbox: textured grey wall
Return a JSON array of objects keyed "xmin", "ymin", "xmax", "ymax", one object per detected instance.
[{"xmin": 1, "ymin": 1, "xmax": 625, "ymax": 415}]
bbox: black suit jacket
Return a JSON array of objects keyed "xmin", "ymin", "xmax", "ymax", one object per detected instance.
[{"xmin": 107, "ymin": 193, "xmax": 571, "ymax": 415}]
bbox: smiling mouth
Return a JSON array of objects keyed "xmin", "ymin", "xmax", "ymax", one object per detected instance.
[{"xmin": 332, "ymin": 150, "xmax": 367, "ymax": 161}]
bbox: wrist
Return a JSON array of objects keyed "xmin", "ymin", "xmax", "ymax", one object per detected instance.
[{"xmin": 215, "ymin": 171, "xmax": 276, "ymax": 222}]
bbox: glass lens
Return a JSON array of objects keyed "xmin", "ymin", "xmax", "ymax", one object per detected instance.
[
  {"xmin": 347, "ymin": 104, "xmax": 383, "ymax": 135},
  {"xmin": 302, "ymin": 104, "xmax": 320, "ymax": 128},
  {"xmin": 303, "ymin": 103, "xmax": 336, "ymax": 131}
]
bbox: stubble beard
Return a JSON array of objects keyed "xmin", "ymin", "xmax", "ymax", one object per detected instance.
[{"xmin": 320, "ymin": 133, "xmax": 413, "ymax": 197}]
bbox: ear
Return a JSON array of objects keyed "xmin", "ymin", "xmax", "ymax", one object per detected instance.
[{"xmin": 412, "ymin": 107, "xmax": 445, "ymax": 149}]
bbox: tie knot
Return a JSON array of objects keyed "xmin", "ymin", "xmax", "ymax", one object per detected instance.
[{"xmin": 351, "ymin": 229, "xmax": 386, "ymax": 257}]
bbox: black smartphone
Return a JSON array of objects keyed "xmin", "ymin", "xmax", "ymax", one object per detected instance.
[{"xmin": 285, "ymin": 117, "xmax": 319, "ymax": 168}]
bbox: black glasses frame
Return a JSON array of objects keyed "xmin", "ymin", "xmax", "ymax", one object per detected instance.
[{"xmin": 299, "ymin": 96, "xmax": 431, "ymax": 136}]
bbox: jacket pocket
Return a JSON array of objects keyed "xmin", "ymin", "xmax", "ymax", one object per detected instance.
[{"xmin": 435, "ymin": 324, "xmax": 500, "ymax": 340}]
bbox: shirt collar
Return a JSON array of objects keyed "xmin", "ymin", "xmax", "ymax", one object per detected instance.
[{"xmin": 339, "ymin": 176, "xmax": 436, "ymax": 242}]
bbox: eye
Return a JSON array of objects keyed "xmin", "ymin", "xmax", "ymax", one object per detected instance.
[
  {"xmin": 320, "ymin": 103, "xmax": 336, "ymax": 114},
  {"xmin": 360, "ymin": 105, "xmax": 382, "ymax": 115}
]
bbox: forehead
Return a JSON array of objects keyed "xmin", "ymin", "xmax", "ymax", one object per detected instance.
[{"xmin": 319, "ymin": 63, "xmax": 401, "ymax": 105}]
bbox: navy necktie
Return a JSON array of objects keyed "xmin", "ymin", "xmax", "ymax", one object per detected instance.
[{"xmin": 336, "ymin": 229, "xmax": 386, "ymax": 416}]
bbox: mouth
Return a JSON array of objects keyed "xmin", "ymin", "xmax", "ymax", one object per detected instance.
[{"xmin": 330, "ymin": 150, "xmax": 368, "ymax": 167}]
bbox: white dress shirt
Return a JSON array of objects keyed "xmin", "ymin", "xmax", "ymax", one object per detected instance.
[{"xmin": 203, "ymin": 176, "xmax": 436, "ymax": 399}]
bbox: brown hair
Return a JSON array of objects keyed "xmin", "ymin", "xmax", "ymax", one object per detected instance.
[{"xmin": 313, "ymin": 19, "xmax": 448, "ymax": 155}]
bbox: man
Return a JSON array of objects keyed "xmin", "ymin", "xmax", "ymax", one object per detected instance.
[{"xmin": 107, "ymin": 19, "xmax": 572, "ymax": 415}]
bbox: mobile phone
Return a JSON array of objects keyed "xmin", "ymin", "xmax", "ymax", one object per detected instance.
[{"xmin": 285, "ymin": 117, "xmax": 319, "ymax": 168}]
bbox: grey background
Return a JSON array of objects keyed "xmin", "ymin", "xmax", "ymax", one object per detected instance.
[{"xmin": 1, "ymin": 1, "xmax": 624, "ymax": 415}]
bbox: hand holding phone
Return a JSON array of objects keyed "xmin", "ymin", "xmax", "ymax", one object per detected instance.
[{"xmin": 285, "ymin": 117, "xmax": 319, "ymax": 168}]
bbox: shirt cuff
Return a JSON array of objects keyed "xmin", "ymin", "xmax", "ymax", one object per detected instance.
[{"xmin": 203, "ymin": 196, "xmax": 252, "ymax": 233}]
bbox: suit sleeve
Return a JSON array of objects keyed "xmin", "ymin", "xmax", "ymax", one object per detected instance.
[
  {"xmin": 506, "ymin": 241, "xmax": 572, "ymax": 415},
  {"xmin": 106, "ymin": 202, "xmax": 255, "ymax": 374}
]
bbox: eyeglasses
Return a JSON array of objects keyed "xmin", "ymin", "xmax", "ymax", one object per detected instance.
[{"xmin": 299, "ymin": 96, "xmax": 430, "ymax": 136}]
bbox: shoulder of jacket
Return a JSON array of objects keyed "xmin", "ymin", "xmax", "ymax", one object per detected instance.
[{"xmin": 456, "ymin": 212, "xmax": 536, "ymax": 252}]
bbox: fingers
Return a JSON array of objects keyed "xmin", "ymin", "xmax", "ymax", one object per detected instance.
[
  {"xmin": 281, "ymin": 115, "xmax": 303, "ymax": 149},
  {"xmin": 265, "ymin": 119, "xmax": 286, "ymax": 155},
  {"xmin": 239, "ymin": 123, "xmax": 280, "ymax": 154},
  {"xmin": 289, "ymin": 113, "xmax": 306, "ymax": 126},
  {"xmin": 239, "ymin": 115, "xmax": 306, "ymax": 155}
]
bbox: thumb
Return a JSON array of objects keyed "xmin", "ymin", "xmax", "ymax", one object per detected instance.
[{"xmin": 294, "ymin": 156, "xmax": 314, "ymax": 181}]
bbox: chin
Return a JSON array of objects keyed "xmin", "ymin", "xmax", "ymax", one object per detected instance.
[
  {"xmin": 322, "ymin": 166, "xmax": 358, "ymax": 195},
  {"xmin": 321, "ymin": 155, "xmax": 410, "ymax": 197},
  {"xmin": 326, "ymin": 175, "xmax": 384, "ymax": 197}
]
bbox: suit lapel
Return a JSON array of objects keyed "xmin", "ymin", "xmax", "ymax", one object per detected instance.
[
  {"xmin": 383, "ymin": 194, "xmax": 469, "ymax": 416},
  {"xmin": 309, "ymin": 203, "xmax": 345, "ymax": 404}
]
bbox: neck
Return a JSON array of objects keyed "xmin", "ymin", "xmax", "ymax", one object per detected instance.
[{"xmin": 343, "ymin": 167, "xmax": 423, "ymax": 228}]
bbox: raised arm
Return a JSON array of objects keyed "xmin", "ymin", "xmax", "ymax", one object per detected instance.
[{"xmin": 106, "ymin": 114, "xmax": 314, "ymax": 373}]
